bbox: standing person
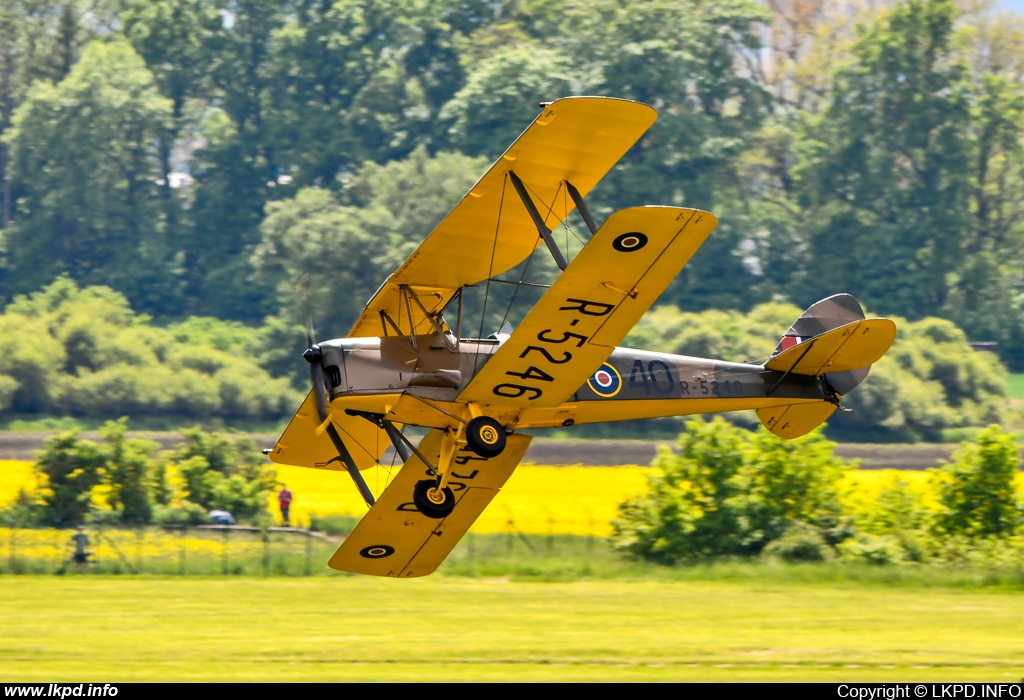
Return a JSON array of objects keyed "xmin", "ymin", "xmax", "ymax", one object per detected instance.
[
  {"xmin": 278, "ymin": 484, "xmax": 293, "ymax": 525},
  {"xmin": 70, "ymin": 526, "xmax": 90, "ymax": 566}
]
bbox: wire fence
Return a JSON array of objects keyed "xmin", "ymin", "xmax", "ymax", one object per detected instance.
[{"xmin": 0, "ymin": 522, "xmax": 612, "ymax": 577}]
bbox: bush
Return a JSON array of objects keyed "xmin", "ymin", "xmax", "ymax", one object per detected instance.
[
  {"xmin": 152, "ymin": 501, "xmax": 209, "ymax": 526},
  {"xmin": 933, "ymin": 425, "xmax": 1022, "ymax": 538},
  {"xmin": 0, "ymin": 278, "xmax": 302, "ymax": 423},
  {"xmin": 837, "ymin": 534, "xmax": 906, "ymax": 565},
  {"xmin": 762, "ymin": 522, "xmax": 835, "ymax": 562},
  {"xmin": 308, "ymin": 513, "xmax": 360, "ymax": 536},
  {"xmin": 167, "ymin": 429, "xmax": 276, "ymax": 522},
  {"xmin": 612, "ymin": 418, "xmax": 849, "ymax": 563},
  {"xmin": 34, "ymin": 430, "xmax": 105, "ymax": 526},
  {"xmin": 625, "ymin": 304, "xmax": 1008, "ymax": 441}
]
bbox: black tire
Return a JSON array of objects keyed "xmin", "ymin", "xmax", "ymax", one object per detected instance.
[
  {"xmin": 466, "ymin": 416, "xmax": 506, "ymax": 458},
  {"xmin": 413, "ymin": 480, "xmax": 456, "ymax": 519}
]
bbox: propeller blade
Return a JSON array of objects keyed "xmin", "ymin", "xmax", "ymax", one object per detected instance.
[
  {"xmin": 299, "ymin": 305, "xmax": 373, "ymax": 506},
  {"xmin": 305, "ymin": 312, "xmax": 316, "ymax": 350},
  {"xmin": 305, "ymin": 349, "xmax": 330, "ymax": 423}
]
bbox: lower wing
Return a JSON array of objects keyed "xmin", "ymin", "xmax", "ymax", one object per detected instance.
[
  {"xmin": 267, "ymin": 390, "xmax": 402, "ymax": 471},
  {"xmin": 328, "ymin": 430, "xmax": 532, "ymax": 577}
]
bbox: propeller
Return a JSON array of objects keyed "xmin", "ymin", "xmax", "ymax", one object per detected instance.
[{"xmin": 299, "ymin": 289, "xmax": 375, "ymax": 506}]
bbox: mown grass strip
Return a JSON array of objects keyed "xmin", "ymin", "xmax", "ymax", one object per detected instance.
[{"xmin": 1, "ymin": 576, "xmax": 1022, "ymax": 681}]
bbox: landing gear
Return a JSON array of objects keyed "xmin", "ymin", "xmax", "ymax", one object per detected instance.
[
  {"xmin": 465, "ymin": 416, "xmax": 506, "ymax": 458},
  {"xmin": 413, "ymin": 479, "xmax": 456, "ymax": 518}
]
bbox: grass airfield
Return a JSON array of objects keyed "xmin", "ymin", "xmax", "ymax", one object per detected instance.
[{"xmin": 2, "ymin": 575, "xmax": 1023, "ymax": 682}]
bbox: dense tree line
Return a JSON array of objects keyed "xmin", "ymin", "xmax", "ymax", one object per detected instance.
[{"xmin": 0, "ymin": 0, "xmax": 1022, "ymax": 430}]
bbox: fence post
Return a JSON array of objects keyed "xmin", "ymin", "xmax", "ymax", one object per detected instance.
[
  {"xmin": 179, "ymin": 528, "xmax": 186, "ymax": 576},
  {"xmin": 8, "ymin": 525, "xmax": 16, "ymax": 574},
  {"xmin": 221, "ymin": 528, "xmax": 229, "ymax": 575},
  {"xmin": 544, "ymin": 508, "xmax": 554, "ymax": 554},
  {"xmin": 304, "ymin": 533, "xmax": 312, "ymax": 577},
  {"xmin": 262, "ymin": 529, "xmax": 270, "ymax": 577}
]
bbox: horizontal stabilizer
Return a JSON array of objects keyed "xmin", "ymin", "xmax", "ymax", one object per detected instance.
[
  {"xmin": 757, "ymin": 402, "xmax": 837, "ymax": 439},
  {"xmin": 765, "ymin": 318, "xmax": 896, "ymax": 377},
  {"xmin": 328, "ymin": 431, "xmax": 532, "ymax": 577}
]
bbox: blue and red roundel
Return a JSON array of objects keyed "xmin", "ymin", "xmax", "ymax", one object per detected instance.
[{"xmin": 588, "ymin": 363, "xmax": 622, "ymax": 398}]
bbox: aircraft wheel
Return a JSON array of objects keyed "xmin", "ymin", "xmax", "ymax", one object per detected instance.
[
  {"xmin": 413, "ymin": 480, "xmax": 456, "ymax": 519},
  {"xmin": 466, "ymin": 416, "xmax": 506, "ymax": 458}
]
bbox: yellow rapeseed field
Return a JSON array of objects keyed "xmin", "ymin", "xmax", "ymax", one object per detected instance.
[
  {"xmin": 2, "ymin": 459, "xmax": 1022, "ymax": 537},
  {"xmin": 0, "ymin": 459, "xmax": 654, "ymax": 536},
  {"xmin": 270, "ymin": 462, "xmax": 653, "ymax": 535}
]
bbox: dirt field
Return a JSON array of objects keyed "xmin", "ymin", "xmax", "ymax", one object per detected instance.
[{"xmin": 0, "ymin": 431, "xmax": 974, "ymax": 469}]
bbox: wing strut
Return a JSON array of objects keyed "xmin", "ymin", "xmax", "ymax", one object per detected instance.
[
  {"xmin": 566, "ymin": 180, "xmax": 599, "ymax": 236},
  {"xmin": 345, "ymin": 409, "xmax": 433, "ymax": 473},
  {"xmin": 508, "ymin": 171, "xmax": 568, "ymax": 271}
]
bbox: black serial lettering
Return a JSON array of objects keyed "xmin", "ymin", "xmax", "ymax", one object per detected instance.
[
  {"xmin": 520, "ymin": 345, "xmax": 572, "ymax": 364},
  {"xmin": 537, "ymin": 329, "xmax": 589, "ymax": 347},
  {"xmin": 558, "ymin": 298, "xmax": 614, "ymax": 316}
]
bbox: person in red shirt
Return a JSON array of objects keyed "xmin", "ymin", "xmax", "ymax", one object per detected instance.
[{"xmin": 278, "ymin": 485, "xmax": 293, "ymax": 525}]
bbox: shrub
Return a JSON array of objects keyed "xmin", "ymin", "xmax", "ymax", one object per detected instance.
[
  {"xmin": 167, "ymin": 429, "xmax": 275, "ymax": 522},
  {"xmin": 101, "ymin": 419, "xmax": 161, "ymax": 525},
  {"xmin": 837, "ymin": 534, "xmax": 906, "ymax": 565},
  {"xmin": 932, "ymin": 425, "xmax": 1022, "ymax": 538},
  {"xmin": 34, "ymin": 430, "xmax": 105, "ymax": 526},
  {"xmin": 612, "ymin": 418, "xmax": 849, "ymax": 563},
  {"xmin": 152, "ymin": 501, "xmax": 209, "ymax": 526},
  {"xmin": 762, "ymin": 522, "xmax": 835, "ymax": 562}
]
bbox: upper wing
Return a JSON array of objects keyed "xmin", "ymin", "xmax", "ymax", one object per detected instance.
[
  {"xmin": 347, "ymin": 97, "xmax": 657, "ymax": 338},
  {"xmin": 457, "ymin": 206, "xmax": 718, "ymax": 408},
  {"xmin": 328, "ymin": 430, "xmax": 532, "ymax": 577}
]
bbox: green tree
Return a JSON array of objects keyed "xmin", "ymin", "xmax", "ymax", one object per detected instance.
[
  {"xmin": 438, "ymin": 44, "xmax": 580, "ymax": 159},
  {"xmin": 101, "ymin": 418, "xmax": 161, "ymax": 525},
  {"xmin": 933, "ymin": 425, "xmax": 1022, "ymax": 538},
  {"xmin": 0, "ymin": 277, "xmax": 300, "ymax": 422},
  {"xmin": 2, "ymin": 39, "xmax": 179, "ymax": 314},
  {"xmin": 34, "ymin": 430, "xmax": 105, "ymax": 526},
  {"xmin": 253, "ymin": 147, "xmax": 489, "ymax": 337},
  {"xmin": 0, "ymin": 0, "xmax": 124, "ymax": 228},
  {"xmin": 794, "ymin": 0, "xmax": 973, "ymax": 314},
  {"xmin": 613, "ymin": 418, "xmax": 847, "ymax": 562},
  {"xmin": 169, "ymin": 428, "xmax": 275, "ymax": 521}
]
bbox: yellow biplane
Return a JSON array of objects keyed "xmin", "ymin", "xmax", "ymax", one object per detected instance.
[{"xmin": 267, "ymin": 97, "xmax": 896, "ymax": 577}]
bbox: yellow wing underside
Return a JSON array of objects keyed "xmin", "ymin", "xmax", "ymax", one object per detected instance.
[
  {"xmin": 328, "ymin": 431, "xmax": 533, "ymax": 577},
  {"xmin": 267, "ymin": 391, "xmax": 404, "ymax": 471},
  {"xmin": 457, "ymin": 206, "xmax": 717, "ymax": 409},
  {"xmin": 347, "ymin": 97, "xmax": 657, "ymax": 338}
]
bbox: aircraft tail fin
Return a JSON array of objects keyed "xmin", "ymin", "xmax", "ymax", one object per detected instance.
[{"xmin": 757, "ymin": 294, "xmax": 896, "ymax": 439}]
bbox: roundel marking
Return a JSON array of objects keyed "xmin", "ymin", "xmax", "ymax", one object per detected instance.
[
  {"xmin": 612, "ymin": 232, "xmax": 648, "ymax": 253},
  {"xmin": 359, "ymin": 545, "xmax": 395, "ymax": 559},
  {"xmin": 587, "ymin": 363, "xmax": 622, "ymax": 398}
]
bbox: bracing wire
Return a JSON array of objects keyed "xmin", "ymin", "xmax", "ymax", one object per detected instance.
[
  {"xmin": 471, "ymin": 173, "xmax": 508, "ymax": 370},
  {"xmin": 498, "ymin": 239, "xmax": 537, "ymax": 330}
]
